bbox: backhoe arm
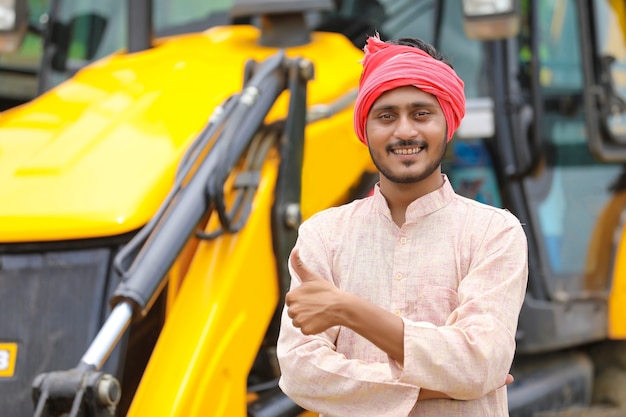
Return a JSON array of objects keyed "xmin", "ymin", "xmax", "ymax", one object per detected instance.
[{"xmin": 31, "ymin": 50, "xmax": 313, "ymax": 417}]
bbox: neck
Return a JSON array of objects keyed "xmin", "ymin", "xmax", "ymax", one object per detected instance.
[{"xmin": 379, "ymin": 171, "xmax": 444, "ymax": 227}]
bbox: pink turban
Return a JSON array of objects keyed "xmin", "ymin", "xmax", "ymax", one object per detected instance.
[{"xmin": 354, "ymin": 35, "xmax": 465, "ymax": 144}]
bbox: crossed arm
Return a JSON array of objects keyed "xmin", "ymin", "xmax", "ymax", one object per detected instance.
[{"xmin": 284, "ymin": 248, "xmax": 513, "ymax": 401}]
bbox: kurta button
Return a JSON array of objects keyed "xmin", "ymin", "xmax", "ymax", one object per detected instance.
[
  {"xmin": 394, "ymin": 310, "xmax": 401, "ymax": 316},
  {"xmin": 400, "ymin": 237, "xmax": 407, "ymax": 244},
  {"xmin": 396, "ymin": 273, "xmax": 402, "ymax": 280}
]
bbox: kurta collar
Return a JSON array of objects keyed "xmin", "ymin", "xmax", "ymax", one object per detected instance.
[{"xmin": 372, "ymin": 174, "xmax": 455, "ymax": 222}]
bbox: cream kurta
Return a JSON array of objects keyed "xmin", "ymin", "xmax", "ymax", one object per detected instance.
[{"xmin": 277, "ymin": 175, "xmax": 528, "ymax": 417}]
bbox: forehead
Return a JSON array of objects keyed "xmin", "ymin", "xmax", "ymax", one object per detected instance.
[{"xmin": 372, "ymin": 85, "xmax": 439, "ymax": 108}]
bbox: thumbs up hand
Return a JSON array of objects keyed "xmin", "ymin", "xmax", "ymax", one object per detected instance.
[{"xmin": 285, "ymin": 249, "xmax": 344, "ymax": 335}]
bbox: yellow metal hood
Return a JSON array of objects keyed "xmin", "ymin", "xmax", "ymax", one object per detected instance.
[{"xmin": 0, "ymin": 25, "xmax": 367, "ymax": 242}]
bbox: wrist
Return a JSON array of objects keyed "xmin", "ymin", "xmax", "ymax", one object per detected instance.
[{"xmin": 331, "ymin": 291, "xmax": 357, "ymax": 328}]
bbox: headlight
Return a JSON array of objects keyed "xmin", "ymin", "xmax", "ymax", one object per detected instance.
[
  {"xmin": 462, "ymin": 0, "xmax": 517, "ymax": 16},
  {"xmin": 462, "ymin": 0, "xmax": 521, "ymax": 40}
]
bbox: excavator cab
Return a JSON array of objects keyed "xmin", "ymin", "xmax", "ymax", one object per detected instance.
[{"xmin": 451, "ymin": 0, "xmax": 626, "ymax": 413}]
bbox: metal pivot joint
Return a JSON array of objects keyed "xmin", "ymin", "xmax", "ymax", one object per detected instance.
[{"xmin": 32, "ymin": 368, "xmax": 121, "ymax": 417}]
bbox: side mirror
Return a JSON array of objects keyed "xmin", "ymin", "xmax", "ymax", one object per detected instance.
[
  {"xmin": 461, "ymin": 0, "xmax": 521, "ymax": 40},
  {"xmin": 0, "ymin": 0, "xmax": 29, "ymax": 53}
]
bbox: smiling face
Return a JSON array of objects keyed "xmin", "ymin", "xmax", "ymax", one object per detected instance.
[{"xmin": 366, "ymin": 85, "xmax": 448, "ymax": 194}]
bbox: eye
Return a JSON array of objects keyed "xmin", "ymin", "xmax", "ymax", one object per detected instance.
[
  {"xmin": 378, "ymin": 113, "xmax": 395, "ymax": 121},
  {"xmin": 414, "ymin": 110, "xmax": 430, "ymax": 118}
]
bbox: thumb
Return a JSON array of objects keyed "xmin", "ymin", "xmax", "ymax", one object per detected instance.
[
  {"xmin": 499, "ymin": 373, "xmax": 514, "ymax": 389},
  {"xmin": 290, "ymin": 249, "xmax": 318, "ymax": 282}
]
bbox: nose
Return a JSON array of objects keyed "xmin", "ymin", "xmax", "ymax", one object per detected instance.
[{"xmin": 394, "ymin": 115, "xmax": 418, "ymax": 140}]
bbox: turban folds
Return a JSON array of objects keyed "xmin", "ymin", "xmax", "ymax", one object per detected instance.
[{"xmin": 354, "ymin": 35, "xmax": 466, "ymax": 144}]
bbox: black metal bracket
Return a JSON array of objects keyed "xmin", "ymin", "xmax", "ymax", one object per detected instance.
[{"xmin": 32, "ymin": 368, "xmax": 120, "ymax": 417}]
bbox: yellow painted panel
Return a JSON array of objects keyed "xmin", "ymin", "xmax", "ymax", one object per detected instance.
[
  {"xmin": 127, "ymin": 153, "xmax": 280, "ymax": 416},
  {"xmin": 609, "ymin": 224, "xmax": 626, "ymax": 338}
]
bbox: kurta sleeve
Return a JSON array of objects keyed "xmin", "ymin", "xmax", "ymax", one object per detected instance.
[
  {"xmin": 277, "ymin": 216, "xmax": 420, "ymax": 417},
  {"xmin": 397, "ymin": 210, "xmax": 528, "ymax": 400}
]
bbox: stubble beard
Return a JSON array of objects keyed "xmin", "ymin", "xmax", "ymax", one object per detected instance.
[{"xmin": 369, "ymin": 138, "xmax": 447, "ymax": 184}]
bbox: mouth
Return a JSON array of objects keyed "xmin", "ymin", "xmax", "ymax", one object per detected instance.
[{"xmin": 390, "ymin": 145, "xmax": 425, "ymax": 156}]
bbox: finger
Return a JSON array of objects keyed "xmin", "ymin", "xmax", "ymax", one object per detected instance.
[
  {"xmin": 290, "ymin": 249, "xmax": 318, "ymax": 282},
  {"xmin": 505, "ymin": 374, "xmax": 514, "ymax": 385},
  {"xmin": 284, "ymin": 291, "xmax": 292, "ymax": 307}
]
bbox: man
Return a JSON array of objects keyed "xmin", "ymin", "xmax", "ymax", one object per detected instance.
[{"xmin": 276, "ymin": 35, "xmax": 528, "ymax": 416}]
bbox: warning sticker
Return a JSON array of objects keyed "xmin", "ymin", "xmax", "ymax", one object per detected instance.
[{"xmin": 0, "ymin": 343, "xmax": 18, "ymax": 377}]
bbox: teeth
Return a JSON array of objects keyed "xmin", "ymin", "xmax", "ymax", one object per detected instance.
[{"xmin": 393, "ymin": 147, "xmax": 422, "ymax": 155}]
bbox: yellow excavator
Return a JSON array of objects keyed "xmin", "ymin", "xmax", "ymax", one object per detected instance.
[{"xmin": 0, "ymin": 0, "xmax": 626, "ymax": 416}]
